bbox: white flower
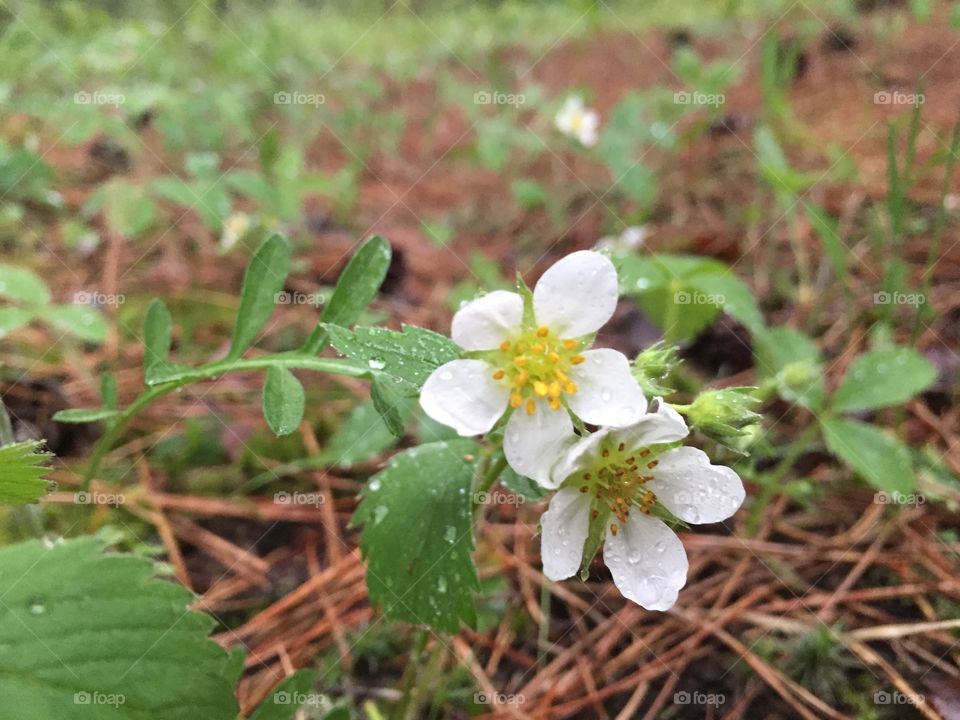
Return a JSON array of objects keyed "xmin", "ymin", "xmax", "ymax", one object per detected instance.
[
  {"xmin": 419, "ymin": 251, "xmax": 647, "ymax": 485},
  {"xmin": 555, "ymin": 96, "xmax": 600, "ymax": 148},
  {"xmin": 219, "ymin": 212, "xmax": 251, "ymax": 253},
  {"xmin": 539, "ymin": 402, "xmax": 745, "ymax": 611}
]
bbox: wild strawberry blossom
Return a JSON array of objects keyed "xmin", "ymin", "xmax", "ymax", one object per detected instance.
[
  {"xmin": 538, "ymin": 401, "xmax": 745, "ymax": 610},
  {"xmin": 555, "ymin": 96, "xmax": 600, "ymax": 147},
  {"xmin": 419, "ymin": 251, "xmax": 647, "ymax": 485}
]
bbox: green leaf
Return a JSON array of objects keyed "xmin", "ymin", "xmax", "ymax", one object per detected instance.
[
  {"xmin": 325, "ymin": 324, "xmax": 460, "ymax": 389},
  {"xmin": 247, "ymin": 670, "xmax": 318, "ymax": 720},
  {"xmin": 0, "ymin": 307, "xmax": 34, "ymax": 337},
  {"xmin": 0, "ymin": 536, "xmax": 241, "ymax": 719},
  {"xmin": 228, "ymin": 234, "xmax": 291, "ymax": 359},
  {"xmin": 303, "ymin": 235, "xmax": 392, "ymax": 354},
  {"xmin": 0, "ymin": 440, "xmax": 52, "ymax": 505},
  {"xmin": 371, "ymin": 373, "xmax": 409, "ymax": 438},
  {"xmin": 41, "ymin": 304, "xmax": 109, "ymax": 343},
  {"xmin": 0, "ymin": 264, "xmax": 51, "ymax": 305},
  {"xmin": 616, "ymin": 254, "xmax": 729, "ymax": 340},
  {"xmin": 832, "ymin": 347, "xmax": 936, "ymax": 413},
  {"xmin": 821, "ymin": 417, "xmax": 914, "ymax": 494},
  {"xmin": 688, "ymin": 272, "xmax": 765, "ymax": 334},
  {"xmin": 353, "ymin": 440, "xmax": 480, "ymax": 633},
  {"xmin": 53, "ymin": 408, "xmax": 119, "ymax": 424},
  {"xmin": 143, "ymin": 298, "xmax": 173, "ymax": 372},
  {"xmin": 319, "ymin": 399, "xmax": 402, "ymax": 467},
  {"xmin": 262, "ymin": 366, "xmax": 305, "ymax": 436}
]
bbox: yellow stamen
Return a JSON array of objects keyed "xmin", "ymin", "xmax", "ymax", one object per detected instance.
[
  {"xmin": 510, "ymin": 392, "xmax": 523, "ymax": 408},
  {"xmin": 513, "ymin": 371, "xmax": 529, "ymax": 388},
  {"xmin": 571, "ymin": 354, "xmax": 585, "ymax": 365},
  {"xmin": 548, "ymin": 382, "xmax": 562, "ymax": 398},
  {"xmin": 537, "ymin": 325, "xmax": 550, "ymax": 337},
  {"xmin": 533, "ymin": 381, "xmax": 549, "ymax": 397},
  {"xmin": 563, "ymin": 339, "xmax": 577, "ymax": 350},
  {"xmin": 563, "ymin": 381, "xmax": 578, "ymax": 394},
  {"xmin": 492, "ymin": 369, "xmax": 506, "ymax": 380},
  {"xmin": 549, "ymin": 397, "xmax": 562, "ymax": 410},
  {"xmin": 525, "ymin": 398, "xmax": 537, "ymax": 416},
  {"xmin": 532, "ymin": 343, "xmax": 545, "ymax": 354},
  {"xmin": 610, "ymin": 523, "xmax": 618, "ymax": 536},
  {"xmin": 513, "ymin": 355, "xmax": 528, "ymax": 368},
  {"xmin": 548, "ymin": 352, "xmax": 560, "ymax": 363},
  {"xmin": 499, "ymin": 340, "xmax": 511, "ymax": 352},
  {"xmin": 554, "ymin": 369, "xmax": 570, "ymax": 383}
]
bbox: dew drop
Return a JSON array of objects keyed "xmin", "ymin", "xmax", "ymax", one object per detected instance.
[{"xmin": 444, "ymin": 525, "xmax": 457, "ymax": 544}]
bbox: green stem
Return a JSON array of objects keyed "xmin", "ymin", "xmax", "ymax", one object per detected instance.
[
  {"xmin": 394, "ymin": 630, "xmax": 429, "ymax": 720},
  {"xmin": 746, "ymin": 423, "xmax": 819, "ymax": 536},
  {"xmin": 82, "ymin": 354, "xmax": 367, "ymax": 488}
]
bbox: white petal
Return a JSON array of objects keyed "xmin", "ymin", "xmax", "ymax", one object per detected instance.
[
  {"xmin": 567, "ymin": 349, "xmax": 648, "ymax": 427},
  {"xmin": 607, "ymin": 399, "xmax": 689, "ymax": 449},
  {"xmin": 540, "ymin": 487, "xmax": 592, "ymax": 581},
  {"xmin": 548, "ymin": 428, "xmax": 612, "ymax": 490},
  {"xmin": 604, "ymin": 513, "xmax": 688, "ymax": 611},
  {"xmin": 578, "ymin": 112, "xmax": 600, "ymax": 147},
  {"xmin": 419, "ymin": 360, "xmax": 509, "ymax": 436},
  {"xmin": 503, "ymin": 399, "xmax": 574, "ymax": 487},
  {"xmin": 533, "ymin": 251, "xmax": 619, "ymax": 338},
  {"xmin": 451, "ymin": 290, "xmax": 523, "ymax": 351},
  {"xmin": 647, "ymin": 447, "xmax": 745, "ymax": 524}
]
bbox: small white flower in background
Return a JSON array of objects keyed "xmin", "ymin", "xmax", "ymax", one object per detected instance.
[
  {"xmin": 538, "ymin": 401, "xmax": 744, "ymax": 611},
  {"xmin": 595, "ymin": 226, "xmax": 648, "ymax": 254},
  {"xmin": 420, "ymin": 251, "xmax": 647, "ymax": 485},
  {"xmin": 555, "ymin": 96, "xmax": 600, "ymax": 148},
  {"xmin": 219, "ymin": 212, "xmax": 252, "ymax": 253}
]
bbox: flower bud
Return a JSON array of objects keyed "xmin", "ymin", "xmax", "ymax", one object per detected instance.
[
  {"xmin": 686, "ymin": 387, "xmax": 761, "ymax": 443},
  {"xmin": 632, "ymin": 342, "xmax": 681, "ymax": 396}
]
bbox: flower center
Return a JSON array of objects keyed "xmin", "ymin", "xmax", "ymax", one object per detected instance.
[
  {"xmin": 576, "ymin": 438, "xmax": 661, "ymax": 536},
  {"xmin": 490, "ymin": 325, "xmax": 584, "ymax": 416}
]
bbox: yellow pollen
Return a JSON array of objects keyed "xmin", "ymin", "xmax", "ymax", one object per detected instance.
[
  {"xmin": 563, "ymin": 381, "xmax": 578, "ymax": 394},
  {"xmin": 500, "ymin": 341, "xmax": 511, "ymax": 352},
  {"xmin": 492, "ymin": 369, "xmax": 506, "ymax": 380},
  {"xmin": 563, "ymin": 339, "xmax": 577, "ymax": 350},
  {"xmin": 534, "ymin": 381, "xmax": 549, "ymax": 397},
  {"xmin": 537, "ymin": 325, "xmax": 550, "ymax": 337},
  {"xmin": 555, "ymin": 370, "xmax": 570, "ymax": 383},
  {"xmin": 549, "ymin": 397, "xmax": 562, "ymax": 410},
  {"xmin": 610, "ymin": 523, "xmax": 618, "ymax": 536},
  {"xmin": 571, "ymin": 354, "xmax": 585, "ymax": 365},
  {"xmin": 510, "ymin": 392, "xmax": 523, "ymax": 408},
  {"xmin": 514, "ymin": 355, "xmax": 528, "ymax": 368},
  {"xmin": 513, "ymin": 371, "xmax": 529, "ymax": 388},
  {"xmin": 525, "ymin": 398, "xmax": 537, "ymax": 416},
  {"xmin": 548, "ymin": 382, "xmax": 562, "ymax": 398},
  {"xmin": 532, "ymin": 343, "xmax": 545, "ymax": 354},
  {"xmin": 548, "ymin": 352, "xmax": 560, "ymax": 363}
]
